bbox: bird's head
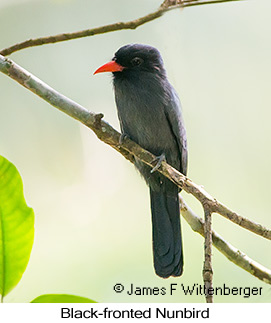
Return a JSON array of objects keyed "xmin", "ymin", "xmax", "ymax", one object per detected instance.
[{"xmin": 94, "ymin": 44, "xmax": 166, "ymax": 78}]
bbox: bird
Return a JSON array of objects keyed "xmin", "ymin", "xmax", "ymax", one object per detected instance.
[{"xmin": 94, "ymin": 44, "xmax": 187, "ymax": 278}]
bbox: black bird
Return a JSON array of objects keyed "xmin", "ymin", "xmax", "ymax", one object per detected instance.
[{"xmin": 94, "ymin": 44, "xmax": 187, "ymax": 278}]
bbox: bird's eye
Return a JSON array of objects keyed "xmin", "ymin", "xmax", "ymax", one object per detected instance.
[{"xmin": 131, "ymin": 57, "xmax": 143, "ymax": 66}]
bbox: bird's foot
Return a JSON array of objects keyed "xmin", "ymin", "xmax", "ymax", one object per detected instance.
[
  {"xmin": 118, "ymin": 133, "xmax": 129, "ymax": 146},
  {"xmin": 150, "ymin": 153, "xmax": 166, "ymax": 173}
]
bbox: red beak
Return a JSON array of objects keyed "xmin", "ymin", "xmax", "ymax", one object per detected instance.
[{"xmin": 93, "ymin": 60, "xmax": 124, "ymax": 75}]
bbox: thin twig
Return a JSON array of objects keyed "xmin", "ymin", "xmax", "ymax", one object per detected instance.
[
  {"xmin": 0, "ymin": 0, "xmax": 245, "ymax": 56},
  {"xmin": 203, "ymin": 207, "xmax": 213, "ymax": 303},
  {"xmin": 0, "ymin": 54, "xmax": 270, "ymax": 243},
  {"xmin": 180, "ymin": 198, "xmax": 271, "ymax": 285}
]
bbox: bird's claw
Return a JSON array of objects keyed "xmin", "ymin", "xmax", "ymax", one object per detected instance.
[
  {"xmin": 150, "ymin": 153, "xmax": 166, "ymax": 173},
  {"xmin": 118, "ymin": 133, "xmax": 129, "ymax": 146}
]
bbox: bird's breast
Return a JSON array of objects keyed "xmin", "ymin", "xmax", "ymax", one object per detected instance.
[{"xmin": 114, "ymin": 78, "xmax": 178, "ymax": 159}]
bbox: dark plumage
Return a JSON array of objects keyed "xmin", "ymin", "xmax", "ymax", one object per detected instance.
[{"xmin": 94, "ymin": 44, "xmax": 188, "ymax": 278}]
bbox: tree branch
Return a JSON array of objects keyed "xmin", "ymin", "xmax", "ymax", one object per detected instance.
[
  {"xmin": 0, "ymin": 49, "xmax": 270, "ymax": 289},
  {"xmin": 0, "ymin": 54, "xmax": 270, "ymax": 243},
  {"xmin": 180, "ymin": 198, "xmax": 271, "ymax": 285},
  {"xmin": 203, "ymin": 207, "xmax": 213, "ymax": 303},
  {"xmin": 0, "ymin": 0, "xmax": 245, "ymax": 56}
]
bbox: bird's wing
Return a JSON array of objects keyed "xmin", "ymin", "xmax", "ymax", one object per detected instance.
[{"xmin": 164, "ymin": 86, "xmax": 188, "ymax": 176}]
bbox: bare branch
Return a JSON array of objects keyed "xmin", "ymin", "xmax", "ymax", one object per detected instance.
[
  {"xmin": 0, "ymin": 51, "xmax": 270, "ymax": 288},
  {"xmin": 180, "ymin": 198, "xmax": 271, "ymax": 285},
  {"xmin": 203, "ymin": 207, "xmax": 213, "ymax": 303},
  {"xmin": 0, "ymin": 0, "xmax": 245, "ymax": 56},
  {"xmin": 0, "ymin": 54, "xmax": 270, "ymax": 243}
]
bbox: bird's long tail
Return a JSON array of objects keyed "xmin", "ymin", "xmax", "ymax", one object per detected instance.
[{"xmin": 150, "ymin": 187, "xmax": 183, "ymax": 278}]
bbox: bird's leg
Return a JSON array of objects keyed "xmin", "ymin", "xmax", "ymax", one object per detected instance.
[
  {"xmin": 118, "ymin": 133, "xmax": 129, "ymax": 146},
  {"xmin": 150, "ymin": 153, "xmax": 166, "ymax": 173}
]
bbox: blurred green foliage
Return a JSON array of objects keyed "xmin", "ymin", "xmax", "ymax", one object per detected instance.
[
  {"xmin": 0, "ymin": 156, "xmax": 34, "ymax": 299},
  {"xmin": 31, "ymin": 294, "xmax": 96, "ymax": 303}
]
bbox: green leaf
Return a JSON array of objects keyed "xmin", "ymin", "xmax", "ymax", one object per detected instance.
[
  {"xmin": 31, "ymin": 294, "xmax": 97, "ymax": 303},
  {"xmin": 0, "ymin": 156, "xmax": 34, "ymax": 299}
]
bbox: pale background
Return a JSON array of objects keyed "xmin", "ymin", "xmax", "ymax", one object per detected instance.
[{"xmin": 0, "ymin": 0, "xmax": 270, "ymax": 302}]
